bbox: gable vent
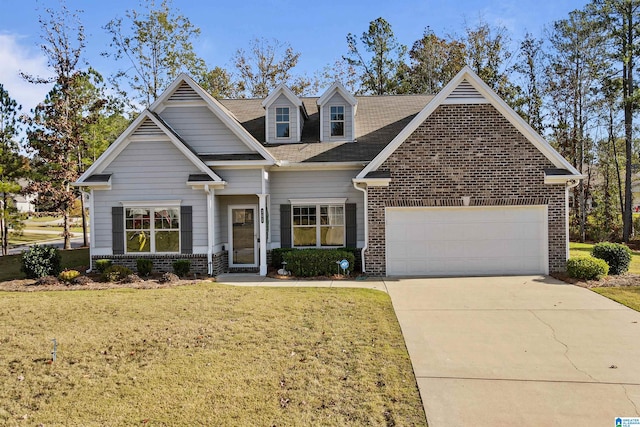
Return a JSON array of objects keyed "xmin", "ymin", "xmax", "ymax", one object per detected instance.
[
  {"xmin": 133, "ymin": 118, "xmax": 165, "ymax": 136},
  {"xmin": 170, "ymin": 82, "xmax": 201, "ymax": 102},
  {"xmin": 443, "ymin": 80, "xmax": 488, "ymax": 104}
]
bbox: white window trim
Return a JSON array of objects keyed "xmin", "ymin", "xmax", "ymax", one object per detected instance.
[
  {"xmin": 290, "ymin": 201, "xmax": 346, "ymax": 248},
  {"xmin": 121, "ymin": 200, "xmax": 181, "ymax": 207},
  {"xmin": 124, "ymin": 206, "xmax": 181, "ymax": 254},
  {"xmin": 330, "ymin": 105, "xmax": 345, "ymax": 137},
  {"xmin": 275, "ymin": 106, "xmax": 290, "ymax": 139}
]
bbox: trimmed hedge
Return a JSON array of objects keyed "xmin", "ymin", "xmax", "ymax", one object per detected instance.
[
  {"xmin": 172, "ymin": 259, "xmax": 191, "ymax": 277},
  {"xmin": 21, "ymin": 245, "xmax": 62, "ymax": 279},
  {"xmin": 567, "ymin": 257, "xmax": 609, "ymax": 280},
  {"xmin": 136, "ymin": 259, "xmax": 153, "ymax": 277},
  {"xmin": 270, "ymin": 248, "xmax": 296, "ymax": 269},
  {"xmin": 592, "ymin": 242, "xmax": 631, "ymax": 275},
  {"xmin": 95, "ymin": 259, "xmax": 112, "ymax": 273},
  {"xmin": 283, "ymin": 249, "xmax": 355, "ymax": 277},
  {"xmin": 102, "ymin": 265, "xmax": 133, "ymax": 282}
]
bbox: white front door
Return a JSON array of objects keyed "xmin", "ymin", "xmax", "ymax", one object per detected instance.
[{"xmin": 229, "ymin": 205, "xmax": 258, "ymax": 267}]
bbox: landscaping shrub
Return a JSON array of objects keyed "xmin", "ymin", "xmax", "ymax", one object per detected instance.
[
  {"xmin": 102, "ymin": 265, "xmax": 133, "ymax": 282},
  {"xmin": 172, "ymin": 259, "xmax": 191, "ymax": 277},
  {"xmin": 95, "ymin": 259, "xmax": 112, "ymax": 273},
  {"xmin": 592, "ymin": 242, "xmax": 632, "ymax": 275},
  {"xmin": 58, "ymin": 269, "xmax": 80, "ymax": 283},
  {"xmin": 567, "ymin": 257, "xmax": 609, "ymax": 280},
  {"xmin": 283, "ymin": 249, "xmax": 355, "ymax": 277},
  {"xmin": 136, "ymin": 258, "xmax": 153, "ymax": 277},
  {"xmin": 21, "ymin": 245, "xmax": 62, "ymax": 279},
  {"xmin": 270, "ymin": 248, "xmax": 296, "ymax": 269}
]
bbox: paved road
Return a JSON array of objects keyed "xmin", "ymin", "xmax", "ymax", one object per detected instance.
[
  {"xmin": 386, "ymin": 276, "xmax": 640, "ymax": 426},
  {"xmin": 7, "ymin": 236, "xmax": 87, "ymax": 255}
]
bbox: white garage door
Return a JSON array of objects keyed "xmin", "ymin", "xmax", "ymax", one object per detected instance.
[{"xmin": 386, "ymin": 206, "xmax": 548, "ymax": 276}]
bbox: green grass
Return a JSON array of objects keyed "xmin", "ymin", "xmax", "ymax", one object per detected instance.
[
  {"xmin": 8, "ymin": 232, "xmax": 62, "ymax": 245},
  {"xmin": 592, "ymin": 287, "xmax": 640, "ymax": 312},
  {"xmin": 569, "ymin": 242, "xmax": 640, "ymax": 274},
  {"xmin": 0, "ymin": 248, "xmax": 89, "ymax": 282},
  {"xmin": 0, "ymin": 283, "xmax": 426, "ymax": 426}
]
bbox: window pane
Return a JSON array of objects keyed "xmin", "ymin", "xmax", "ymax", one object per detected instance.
[
  {"xmin": 155, "ymin": 230, "xmax": 179, "ymax": 252},
  {"xmin": 294, "ymin": 227, "xmax": 316, "ymax": 246},
  {"xmin": 276, "ymin": 107, "xmax": 289, "ymax": 121},
  {"xmin": 330, "ymin": 106, "xmax": 344, "ymax": 120},
  {"xmin": 277, "ymin": 122, "xmax": 290, "ymax": 138},
  {"xmin": 293, "ymin": 206, "xmax": 316, "ymax": 225},
  {"xmin": 126, "ymin": 208, "xmax": 150, "ymax": 230},
  {"xmin": 155, "ymin": 208, "xmax": 179, "ymax": 229},
  {"xmin": 331, "ymin": 121, "xmax": 344, "ymax": 136},
  {"xmin": 126, "ymin": 230, "xmax": 150, "ymax": 252},
  {"xmin": 321, "ymin": 226, "xmax": 344, "ymax": 246}
]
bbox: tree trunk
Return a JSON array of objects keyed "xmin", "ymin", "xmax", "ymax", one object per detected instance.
[
  {"xmin": 622, "ymin": 11, "xmax": 634, "ymax": 242},
  {"xmin": 63, "ymin": 209, "xmax": 71, "ymax": 250},
  {"xmin": 1, "ymin": 193, "xmax": 6, "ymax": 256}
]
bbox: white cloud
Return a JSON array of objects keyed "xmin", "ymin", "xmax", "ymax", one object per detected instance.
[{"xmin": 0, "ymin": 33, "xmax": 53, "ymax": 112}]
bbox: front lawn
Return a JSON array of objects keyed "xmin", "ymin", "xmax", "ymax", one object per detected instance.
[
  {"xmin": 0, "ymin": 248, "xmax": 89, "ymax": 282},
  {"xmin": 0, "ymin": 283, "xmax": 426, "ymax": 426},
  {"xmin": 592, "ymin": 287, "xmax": 640, "ymax": 312},
  {"xmin": 569, "ymin": 242, "xmax": 640, "ymax": 274}
]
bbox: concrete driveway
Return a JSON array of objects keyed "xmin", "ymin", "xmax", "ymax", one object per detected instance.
[{"xmin": 385, "ymin": 275, "xmax": 640, "ymax": 427}]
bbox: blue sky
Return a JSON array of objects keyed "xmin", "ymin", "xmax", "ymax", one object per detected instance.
[{"xmin": 0, "ymin": 0, "xmax": 588, "ymax": 111}]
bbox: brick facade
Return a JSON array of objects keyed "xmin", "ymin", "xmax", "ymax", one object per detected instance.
[
  {"xmin": 365, "ymin": 103, "xmax": 567, "ymax": 275},
  {"xmin": 93, "ymin": 250, "xmax": 231, "ymax": 276}
]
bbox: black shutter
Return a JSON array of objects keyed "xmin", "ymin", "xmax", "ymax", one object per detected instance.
[
  {"xmin": 345, "ymin": 203, "xmax": 357, "ymax": 248},
  {"xmin": 112, "ymin": 207, "xmax": 124, "ymax": 254},
  {"xmin": 181, "ymin": 205, "xmax": 193, "ymax": 254},
  {"xmin": 280, "ymin": 204, "xmax": 292, "ymax": 248}
]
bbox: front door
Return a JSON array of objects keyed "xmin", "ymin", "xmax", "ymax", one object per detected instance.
[{"xmin": 229, "ymin": 205, "xmax": 258, "ymax": 267}]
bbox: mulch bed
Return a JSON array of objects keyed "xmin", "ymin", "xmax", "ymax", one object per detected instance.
[{"xmin": 553, "ymin": 273, "xmax": 640, "ymax": 288}]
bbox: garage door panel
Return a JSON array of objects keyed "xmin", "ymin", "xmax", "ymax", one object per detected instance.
[{"xmin": 386, "ymin": 207, "xmax": 547, "ymax": 276}]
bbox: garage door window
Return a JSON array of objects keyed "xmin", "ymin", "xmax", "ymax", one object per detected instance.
[{"xmin": 292, "ymin": 204, "xmax": 344, "ymax": 247}]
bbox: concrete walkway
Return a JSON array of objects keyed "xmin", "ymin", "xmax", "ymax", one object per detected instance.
[{"xmin": 385, "ymin": 276, "xmax": 640, "ymax": 427}]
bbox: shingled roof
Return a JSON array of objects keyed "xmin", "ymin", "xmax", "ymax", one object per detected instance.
[{"xmin": 219, "ymin": 94, "xmax": 433, "ymax": 163}]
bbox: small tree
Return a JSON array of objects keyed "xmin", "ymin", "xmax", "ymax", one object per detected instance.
[
  {"xmin": 0, "ymin": 85, "xmax": 28, "ymax": 255},
  {"xmin": 344, "ymin": 17, "xmax": 408, "ymax": 95},
  {"xmin": 104, "ymin": 0, "xmax": 206, "ymax": 107}
]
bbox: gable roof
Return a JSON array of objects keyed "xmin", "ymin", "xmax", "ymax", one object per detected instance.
[
  {"xmin": 76, "ymin": 110, "xmax": 223, "ymax": 184},
  {"xmin": 261, "ymin": 83, "xmax": 303, "ymax": 108},
  {"xmin": 357, "ymin": 66, "xmax": 583, "ymax": 180},
  {"xmin": 151, "ymin": 73, "xmax": 276, "ymax": 164},
  {"xmin": 317, "ymin": 81, "xmax": 358, "ymax": 109}
]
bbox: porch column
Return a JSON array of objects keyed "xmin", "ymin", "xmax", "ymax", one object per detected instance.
[
  {"xmin": 258, "ymin": 194, "xmax": 268, "ymax": 276},
  {"xmin": 206, "ymin": 185, "xmax": 215, "ymax": 276}
]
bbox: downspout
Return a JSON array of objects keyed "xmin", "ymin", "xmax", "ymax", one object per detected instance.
[
  {"xmin": 86, "ymin": 189, "xmax": 95, "ymax": 273},
  {"xmin": 565, "ymin": 179, "xmax": 580, "ymax": 261},
  {"xmin": 206, "ymin": 185, "xmax": 213, "ymax": 276},
  {"xmin": 353, "ymin": 181, "xmax": 368, "ymax": 273}
]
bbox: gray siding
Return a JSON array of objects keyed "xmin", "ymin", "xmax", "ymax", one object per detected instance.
[
  {"xmin": 269, "ymin": 170, "xmax": 364, "ymax": 247},
  {"xmin": 267, "ymin": 94, "xmax": 299, "ymax": 142},
  {"xmin": 322, "ymin": 93, "xmax": 353, "ymax": 141},
  {"xmin": 94, "ymin": 137, "xmax": 208, "ymax": 253},
  {"xmin": 160, "ymin": 106, "xmax": 253, "ymax": 154},
  {"xmin": 214, "ymin": 169, "xmax": 263, "ymax": 195}
]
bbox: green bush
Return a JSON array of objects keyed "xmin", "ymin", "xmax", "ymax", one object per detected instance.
[
  {"xmin": 136, "ymin": 258, "xmax": 153, "ymax": 277},
  {"xmin": 21, "ymin": 245, "xmax": 62, "ymax": 279},
  {"xmin": 58, "ymin": 269, "xmax": 81, "ymax": 283},
  {"xmin": 283, "ymin": 249, "xmax": 355, "ymax": 277},
  {"xmin": 172, "ymin": 259, "xmax": 191, "ymax": 277},
  {"xmin": 566, "ymin": 257, "xmax": 609, "ymax": 280},
  {"xmin": 592, "ymin": 242, "xmax": 632, "ymax": 275},
  {"xmin": 95, "ymin": 259, "xmax": 112, "ymax": 273},
  {"xmin": 102, "ymin": 265, "xmax": 133, "ymax": 282},
  {"xmin": 270, "ymin": 248, "xmax": 296, "ymax": 269}
]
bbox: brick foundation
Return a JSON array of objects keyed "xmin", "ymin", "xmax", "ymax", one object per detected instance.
[
  {"xmin": 365, "ymin": 103, "xmax": 567, "ymax": 275},
  {"xmin": 92, "ymin": 251, "xmax": 231, "ymax": 276}
]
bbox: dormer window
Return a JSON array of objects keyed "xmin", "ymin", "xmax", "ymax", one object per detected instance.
[
  {"xmin": 330, "ymin": 106, "xmax": 345, "ymax": 137},
  {"xmin": 276, "ymin": 107, "xmax": 290, "ymax": 138}
]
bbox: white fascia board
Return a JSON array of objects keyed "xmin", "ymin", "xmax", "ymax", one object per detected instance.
[
  {"xmin": 203, "ymin": 161, "xmax": 273, "ymax": 168},
  {"xmin": 151, "ymin": 73, "xmax": 276, "ymax": 165},
  {"xmin": 317, "ymin": 81, "xmax": 357, "ymax": 107},
  {"xmin": 187, "ymin": 181, "xmax": 227, "ymax": 190},
  {"xmin": 121, "ymin": 200, "xmax": 182, "ymax": 207},
  {"xmin": 357, "ymin": 66, "xmax": 581, "ymax": 179},
  {"xmin": 289, "ymin": 198, "xmax": 347, "ymax": 205},
  {"xmin": 352, "ymin": 177, "xmax": 391, "ymax": 187},
  {"xmin": 261, "ymin": 83, "xmax": 303, "ymax": 108},
  {"xmin": 272, "ymin": 162, "xmax": 365, "ymax": 171},
  {"xmin": 544, "ymin": 174, "xmax": 586, "ymax": 185}
]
